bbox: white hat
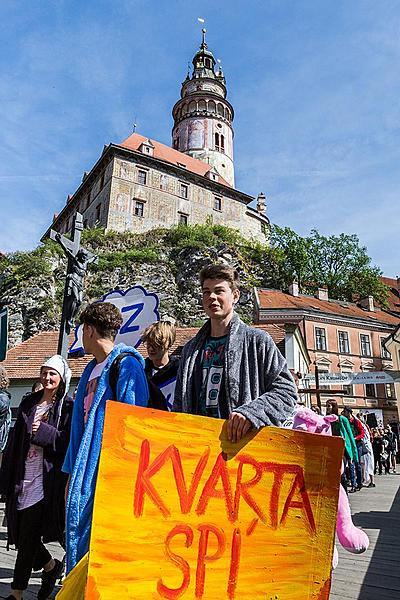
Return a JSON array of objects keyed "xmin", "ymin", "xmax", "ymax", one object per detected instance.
[{"xmin": 41, "ymin": 354, "xmax": 71, "ymax": 396}]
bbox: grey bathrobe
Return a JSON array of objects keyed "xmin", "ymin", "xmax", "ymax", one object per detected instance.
[{"xmin": 174, "ymin": 312, "xmax": 297, "ymax": 427}]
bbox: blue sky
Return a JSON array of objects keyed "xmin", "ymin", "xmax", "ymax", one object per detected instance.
[{"xmin": 0, "ymin": 0, "xmax": 399, "ymax": 276}]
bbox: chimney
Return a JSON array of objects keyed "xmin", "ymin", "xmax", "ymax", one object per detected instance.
[
  {"xmin": 360, "ymin": 296, "xmax": 375, "ymax": 312},
  {"xmin": 288, "ymin": 281, "xmax": 299, "ymax": 297},
  {"xmin": 316, "ymin": 287, "xmax": 329, "ymax": 301},
  {"xmin": 256, "ymin": 193, "xmax": 266, "ymax": 214}
]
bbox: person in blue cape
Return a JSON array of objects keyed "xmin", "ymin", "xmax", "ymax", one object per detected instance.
[{"xmin": 62, "ymin": 302, "xmax": 149, "ymax": 573}]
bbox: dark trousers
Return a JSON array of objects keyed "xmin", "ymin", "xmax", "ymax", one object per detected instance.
[{"xmin": 12, "ymin": 500, "xmax": 52, "ymax": 591}]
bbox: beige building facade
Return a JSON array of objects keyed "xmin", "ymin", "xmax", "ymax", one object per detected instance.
[{"xmin": 254, "ymin": 286, "xmax": 400, "ymax": 424}]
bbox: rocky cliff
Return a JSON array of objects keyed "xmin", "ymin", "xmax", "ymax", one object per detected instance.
[{"xmin": 0, "ymin": 224, "xmax": 274, "ymax": 348}]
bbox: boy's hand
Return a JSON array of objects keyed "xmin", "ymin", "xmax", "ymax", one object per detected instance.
[{"xmin": 227, "ymin": 412, "xmax": 252, "ymax": 443}]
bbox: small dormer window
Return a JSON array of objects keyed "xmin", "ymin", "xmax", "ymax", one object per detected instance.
[{"xmin": 139, "ymin": 140, "xmax": 154, "ymax": 156}]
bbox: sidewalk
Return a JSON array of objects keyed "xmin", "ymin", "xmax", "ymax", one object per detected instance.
[
  {"xmin": 0, "ymin": 519, "xmax": 63, "ymax": 600},
  {"xmin": 0, "ymin": 473, "xmax": 398, "ymax": 599},
  {"xmin": 331, "ymin": 472, "xmax": 400, "ymax": 600}
]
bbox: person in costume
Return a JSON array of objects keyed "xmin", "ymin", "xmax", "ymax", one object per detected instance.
[
  {"xmin": 0, "ymin": 355, "xmax": 73, "ymax": 600},
  {"xmin": 62, "ymin": 302, "xmax": 149, "ymax": 573},
  {"xmin": 174, "ymin": 264, "xmax": 297, "ymax": 441},
  {"xmin": 142, "ymin": 320, "xmax": 179, "ymax": 410}
]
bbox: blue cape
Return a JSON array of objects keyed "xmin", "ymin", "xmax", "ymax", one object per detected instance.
[{"xmin": 63, "ymin": 343, "xmax": 148, "ymax": 572}]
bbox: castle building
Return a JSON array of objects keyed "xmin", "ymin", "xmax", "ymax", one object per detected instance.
[{"xmin": 43, "ymin": 32, "xmax": 269, "ymax": 242}]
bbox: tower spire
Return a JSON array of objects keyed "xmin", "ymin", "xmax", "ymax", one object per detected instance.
[
  {"xmin": 171, "ymin": 32, "xmax": 235, "ymax": 187},
  {"xmin": 201, "ymin": 28, "xmax": 207, "ymax": 48}
]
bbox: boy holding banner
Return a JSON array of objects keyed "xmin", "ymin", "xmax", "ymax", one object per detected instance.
[{"xmin": 174, "ymin": 264, "xmax": 297, "ymax": 440}]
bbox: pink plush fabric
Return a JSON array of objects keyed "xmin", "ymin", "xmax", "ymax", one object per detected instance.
[{"xmin": 292, "ymin": 407, "xmax": 369, "ymax": 565}]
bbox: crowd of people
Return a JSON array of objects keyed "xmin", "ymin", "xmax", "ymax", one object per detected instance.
[
  {"xmin": 319, "ymin": 402, "xmax": 398, "ymax": 494},
  {"xmin": 0, "ymin": 263, "xmax": 397, "ymax": 599}
]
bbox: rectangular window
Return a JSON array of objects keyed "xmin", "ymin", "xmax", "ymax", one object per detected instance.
[
  {"xmin": 160, "ymin": 174, "xmax": 168, "ymax": 190},
  {"xmin": 381, "ymin": 338, "xmax": 391, "ymax": 359},
  {"xmin": 134, "ymin": 201, "xmax": 144, "ymax": 217},
  {"xmin": 315, "ymin": 327, "xmax": 327, "ymax": 351},
  {"xmin": 365, "ymin": 383, "xmax": 376, "ymax": 398},
  {"xmin": 338, "ymin": 330, "xmax": 350, "ymax": 354},
  {"xmin": 179, "ymin": 213, "xmax": 188, "ymax": 225},
  {"xmin": 214, "ymin": 196, "xmax": 222, "ymax": 211},
  {"xmin": 138, "ymin": 169, "xmax": 147, "ymax": 185},
  {"xmin": 386, "ymin": 383, "xmax": 395, "ymax": 398},
  {"xmin": 360, "ymin": 334, "xmax": 371, "ymax": 357},
  {"xmin": 317, "ymin": 368, "xmax": 330, "ymax": 390},
  {"xmin": 342, "ymin": 370, "xmax": 353, "ymax": 397},
  {"xmin": 180, "ymin": 183, "xmax": 189, "ymax": 199}
]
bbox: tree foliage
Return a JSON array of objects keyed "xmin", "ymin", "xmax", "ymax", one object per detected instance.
[{"xmin": 269, "ymin": 225, "xmax": 389, "ymax": 306}]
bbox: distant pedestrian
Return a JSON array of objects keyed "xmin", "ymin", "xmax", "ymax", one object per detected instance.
[
  {"xmin": 0, "ymin": 355, "xmax": 73, "ymax": 600},
  {"xmin": 0, "ymin": 366, "xmax": 12, "ymax": 455},
  {"xmin": 384, "ymin": 425, "xmax": 397, "ymax": 474},
  {"xmin": 357, "ymin": 414, "xmax": 375, "ymax": 488},
  {"xmin": 372, "ymin": 428, "xmax": 384, "ymax": 475}
]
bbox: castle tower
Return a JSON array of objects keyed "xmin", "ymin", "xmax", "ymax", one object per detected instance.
[{"xmin": 172, "ymin": 30, "xmax": 235, "ymax": 187}]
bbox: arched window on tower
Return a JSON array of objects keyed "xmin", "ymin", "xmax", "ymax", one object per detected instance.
[
  {"xmin": 215, "ymin": 133, "xmax": 220, "ymax": 152},
  {"xmin": 220, "ymin": 134, "xmax": 225, "ymax": 153}
]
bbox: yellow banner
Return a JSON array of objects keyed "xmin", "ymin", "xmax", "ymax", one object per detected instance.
[{"xmin": 63, "ymin": 403, "xmax": 343, "ymax": 599}]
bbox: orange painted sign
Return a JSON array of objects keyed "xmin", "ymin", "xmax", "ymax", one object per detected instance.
[{"xmin": 80, "ymin": 403, "xmax": 342, "ymax": 599}]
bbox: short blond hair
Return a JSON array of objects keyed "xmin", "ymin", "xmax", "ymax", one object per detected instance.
[{"xmin": 141, "ymin": 321, "xmax": 176, "ymax": 352}]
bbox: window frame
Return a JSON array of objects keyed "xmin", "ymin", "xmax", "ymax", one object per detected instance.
[
  {"xmin": 134, "ymin": 200, "xmax": 145, "ymax": 217},
  {"xmin": 385, "ymin": 382, "xmax": 395, "ymax": 398},
  {"xmin": 179, "ymin": 183, "xmax": 189, "ymax": 199},
  {"xmin": 337, "ymin": 330, "xmax": 350, "ymax": 354},
  {"xmin": 137, "ymin": 169, "xmax": 148, "ymax": 186},
  {"xmin": 315, "ymin": 327, "xmax": 327, "ymax": 351},
  {"xmin": 213, "ymin": 196, "xmax": 222, "ymax": 211},
  {"xmin": 178, "ymin": 212, "xmax": 188, "ymax": 225},
  {"xmin": 360, "ymin": 333, "xmax": 372, "ymax": 357},
  {"xmin": 380, "ymin": 337, "xmax": 391, "ymax": 359},
  {"xmin": 341, "ymin": 369, "xmax": 354, "ymax": 397},
  {"xmin": 365, "ymin": 383, "xmax": 376, "ymax": 398}
]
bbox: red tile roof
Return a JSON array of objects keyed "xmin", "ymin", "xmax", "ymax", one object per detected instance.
[
  {"xmin": 381, "ymin": 277, "xmax": 400, "ymax": 315},
  {"xmin": 257, "ymin": 289, "xmax": 400, "ymax": 327},
  {"xmin": 3, "ymin": 324, "xmax": 286, "ymax": 381},
  {"xmin": 119, "ymin": 133, "xmax": 232, "ymax": 187}
]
